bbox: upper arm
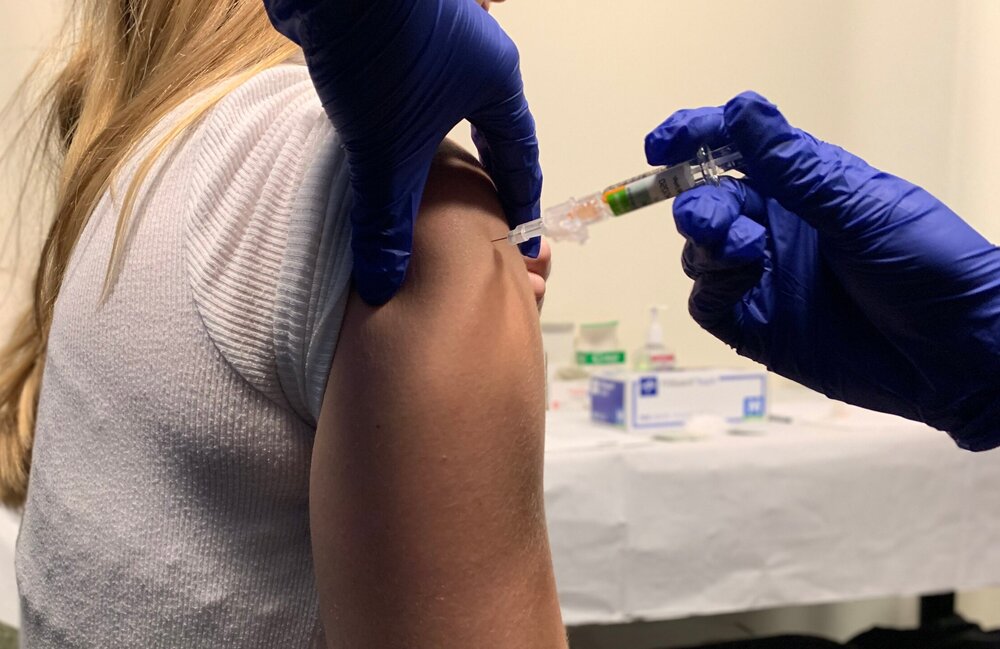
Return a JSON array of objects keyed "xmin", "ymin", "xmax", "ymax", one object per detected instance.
[{"xmin": 310, "ymin": 142, "xmax": 567, "ymax": 648}]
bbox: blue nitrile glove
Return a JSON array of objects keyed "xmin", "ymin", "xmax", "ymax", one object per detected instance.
[
  {"xmin": 645, "ymin": 91, "xmax": 1000, "ymax": 450},
  {"xmin": 264, "ymin": 0, "xmax": 542, "ymax": 305}
]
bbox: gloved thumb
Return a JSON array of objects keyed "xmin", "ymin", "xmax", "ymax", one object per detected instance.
[
  {"xmin": 347, "ymin": 160, "xmax": 433, "ymax": 306},
  {"xmin": 723, "ymin": 91, "xmax": 879, "ymax": 237}
]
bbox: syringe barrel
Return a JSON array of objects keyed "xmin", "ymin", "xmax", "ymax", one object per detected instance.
[
  {"xmin": 506, "ymin": 143, "xmax": 743, "ymax": 246},
  {"xmin": 602, "ymin": 163, "xmax": 698, "ymax": 216},
  {"xmin": 600, "ymin": 144, "xmax": 742, "ymax": 217}
]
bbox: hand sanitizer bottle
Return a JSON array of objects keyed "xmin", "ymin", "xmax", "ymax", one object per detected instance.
[{"xmin": 633, "ymin": 306, "xmax": 676, "ymax": 371}]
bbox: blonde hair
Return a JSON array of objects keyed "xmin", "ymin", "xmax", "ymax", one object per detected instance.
[{"xmin": 0, "ymin": 0, "xmax": 299, "ymax": 507}]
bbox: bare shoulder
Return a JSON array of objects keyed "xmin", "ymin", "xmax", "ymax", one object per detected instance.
[
  {"xmin": 310, "ymin": 139, "xmax": 566, "ymax": 647},
  {"xmin": 417, "ymin": 138, "xmax": 509, "ymax": 249},
  {"xmin": 385, "ymin": 139, "xmax": 534, "ymax": 317}
]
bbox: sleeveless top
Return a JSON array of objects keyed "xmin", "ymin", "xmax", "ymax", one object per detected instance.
[{"xmin": 16, "ymin": 60, "xmax": 351, "ymax": 647}]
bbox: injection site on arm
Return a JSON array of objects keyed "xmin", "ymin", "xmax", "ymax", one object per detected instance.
[{"xmin": 497, "ymin": 144, "xmax": 744, "ymax": 245}]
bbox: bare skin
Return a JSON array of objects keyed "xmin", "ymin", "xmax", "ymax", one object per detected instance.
[{"xmin": 310, "ymin": 141, "xmax": 567, "ymax": 649}]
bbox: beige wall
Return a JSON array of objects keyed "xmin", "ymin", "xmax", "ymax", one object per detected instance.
[
  {"xmin": 947, "ymin": 2, "xmax": 1000, "ymax": 243},
  {"xmin": 452, "ymin": 0, "xmax": 1000, "ymax": 365},
  {"xmin": 0, "ymin": 0, "xmax": 65, "ymax": 336}
]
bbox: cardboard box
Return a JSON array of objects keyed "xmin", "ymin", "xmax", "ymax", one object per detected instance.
[{"xmin": 590, "ymin": 369, "xmax": 767, "ymax": 431}]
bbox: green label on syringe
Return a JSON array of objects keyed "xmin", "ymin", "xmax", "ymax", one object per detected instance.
[
  {"xmin": 602, "ymin": 164, "xmax": 697, "ymax": 216},
  {"xmin": 604, "ymin": 188, "xmax": 637, "ymax": 216}
]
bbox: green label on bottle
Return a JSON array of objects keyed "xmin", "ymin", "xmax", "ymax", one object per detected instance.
[{"xmin": 576, "ymin": 351, "xmax": 627, "ymax": 366}]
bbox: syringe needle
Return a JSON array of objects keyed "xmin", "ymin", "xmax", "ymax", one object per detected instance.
[{"xmin": 491, "ymin": 236, "xmax": 506, "ymax": 243}]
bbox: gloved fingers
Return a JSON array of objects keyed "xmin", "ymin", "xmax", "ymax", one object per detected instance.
[
  {"xmin": 721, "ymin": 215, "xmax": 768, "ymax": 265},
  {"xmin": 645, "ymin": 107, "xmax": 729, "ymax": 167},
  {"xmin": 723, "ymin": 91, "xmax": 877, "ymax": 236},
  {"xmin": 470, "ymin": 89, "xmax": 543, "ymax": 258},
  {"xmin": 675, "ymin": 179, "xmax": 766, "ymax": 344},
  {"xmin": 349, "ymin": 198, "xmax": 416, "ymax": 306},
  {"xmin": 680, "ymin": 215, "xmax": 767, "ymax": 278},
  {"xmin": 687, "ymin": 266, "xmax": 762, "ymax": 349},
  {"xmin": 347, "ymin": 167, "xmax": 431, "ymax": 306},
  {"xmin": 275, "ymin": 0, "xmax": 548, "ymax": 304},
  {"xmin": 673, "ymin": 178, "xmax": 767, "ymax": 247},
  {"xmin": 262, "ymin": 0, "xmax": 301, "ymax": 43},
  {"xmin": 673, "ymin": 183, "xmax": 738, "ymax": 248}
]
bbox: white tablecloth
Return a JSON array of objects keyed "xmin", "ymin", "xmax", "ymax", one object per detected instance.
[
  {"xmin": 2, "ymin": 392, "xmax": 999, "ymax": 630},
  {"xmin": 545, "ymin": 396, "xmax": 1000, "ymax": 626}
]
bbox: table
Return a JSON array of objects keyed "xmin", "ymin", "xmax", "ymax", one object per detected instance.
[
  {"xmin": 544, "ymin": 392, "xmax": 1000, "ymax": 626},
  {"xmin": 1, "ymin": 390, "xmax": 998, "ymax": 631}
]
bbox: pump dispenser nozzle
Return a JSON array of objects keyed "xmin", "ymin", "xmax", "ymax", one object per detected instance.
[{"xmin": 633, "ymin": 305, "xmax": 676, "ymax": 372}]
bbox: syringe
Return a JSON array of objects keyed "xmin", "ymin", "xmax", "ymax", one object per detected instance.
[{"xmin": 496, "ymin": 144, "xmax": 744, "ymax": 246}]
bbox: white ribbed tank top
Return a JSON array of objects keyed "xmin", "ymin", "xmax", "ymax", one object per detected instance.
[{"xmin": 16, "ymin": 61, "xmax": 351, "ymax": 647}]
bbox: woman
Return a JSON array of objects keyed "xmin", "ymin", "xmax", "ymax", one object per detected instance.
[{"xmin": 0, "ymin": 1, "xmax": 566, "ymax": 646}]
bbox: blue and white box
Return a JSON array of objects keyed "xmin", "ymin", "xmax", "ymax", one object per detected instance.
[{"xmin": 590, "ymin": 369, "xmax": 768, "ymax": 431}]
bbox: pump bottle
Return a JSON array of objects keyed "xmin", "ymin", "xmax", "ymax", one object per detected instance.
[{"xmin": 633, "ymin": 306, "xmax": 676, "ymax": 371}]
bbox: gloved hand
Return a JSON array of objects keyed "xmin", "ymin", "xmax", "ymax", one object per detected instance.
[
  {"xmin": 264, "ymin": 0, "xmax": 541, "ymax": 305},
  {"xmin": 646, "ymin": 91, "xmax": 1000, "ymax": 450}
]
